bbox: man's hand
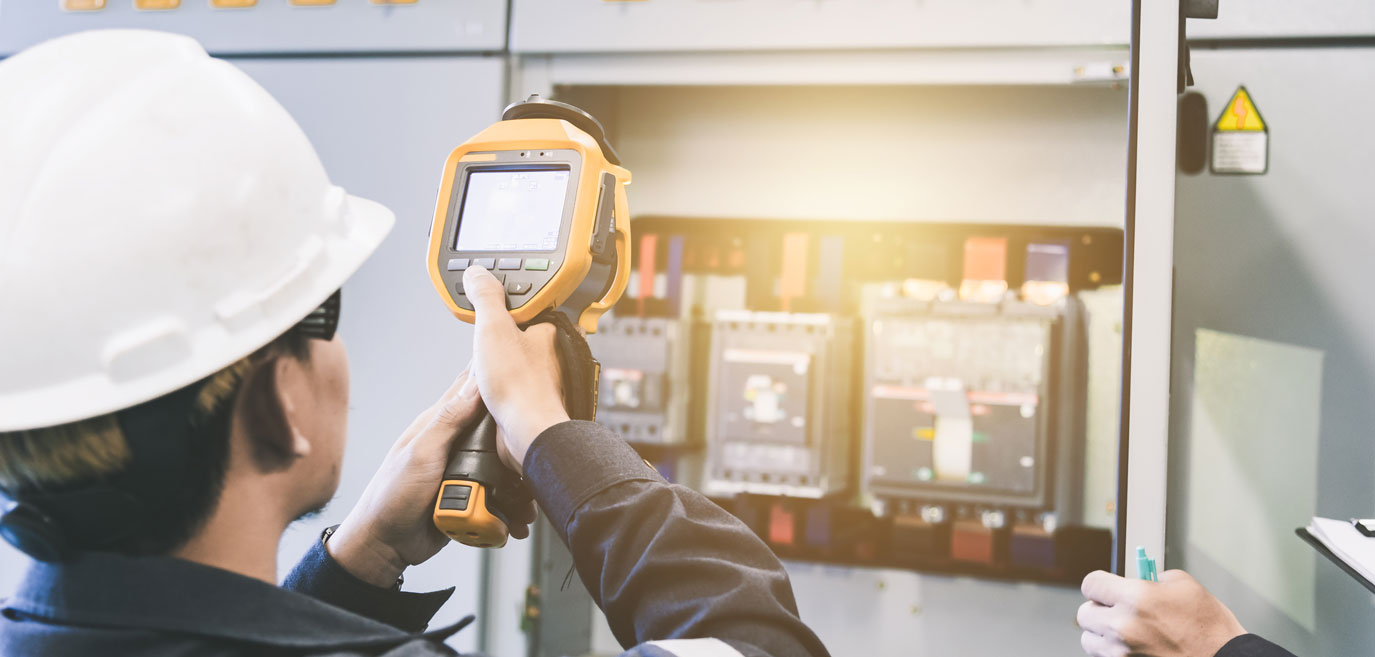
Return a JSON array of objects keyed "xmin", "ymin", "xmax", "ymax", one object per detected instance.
[
  {"xmin": 1078, "ymin": 569, "xmax": 1246, "ymax": 657},
  {"xmin": 463, "ymin": 266, "xmax": 570, "ymax": 474},
  {"xmin": 327, "ymin": 369, "xmax": 484, "ymax": 588}
]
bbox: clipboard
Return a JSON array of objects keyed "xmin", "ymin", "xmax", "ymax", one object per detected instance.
[{"xmin": 1295, "ymin": 527, "xmax": 1375, "ymax": 596}]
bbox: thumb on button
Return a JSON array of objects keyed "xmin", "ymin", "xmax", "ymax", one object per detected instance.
[{"xmin": 464, "ymin": 266, "xmax": 515, "ymax": 330}]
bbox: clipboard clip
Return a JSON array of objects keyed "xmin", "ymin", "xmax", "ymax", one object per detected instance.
[{"xmin": 1351, "ymin": 519, "xmax": 1375, "ymax": 537}]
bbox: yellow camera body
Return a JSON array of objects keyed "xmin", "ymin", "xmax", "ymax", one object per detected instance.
[{"xmin": 426, "ymin": 100, "xmax": 631, "ymax": 334}]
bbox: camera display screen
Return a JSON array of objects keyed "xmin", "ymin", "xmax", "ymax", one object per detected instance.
[{"xmin": 454, "ymin": 167, "xmax": 570, "ymax": 252}]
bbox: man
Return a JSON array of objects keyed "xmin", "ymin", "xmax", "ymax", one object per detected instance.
[
  {"xmin": 1078, "ymin": 570, "xmax": 1298, "ymax": 657},
  {"xmin": 0, "ymin": 30, "xmax": 829, "ymax": 657}
]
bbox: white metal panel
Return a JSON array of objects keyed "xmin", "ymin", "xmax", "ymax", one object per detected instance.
[
  {"xmin": 1122, "ymin": 0, "xmax": 1178, "ymax": 573},
  {"xmin": 786, "ymin": 563, "xmax": 1087, "ymax": 656},
  {"xmin": 232, "ymin": 55, "xmax": 506, "ymax": 654},
  {"xmin": 516, "ymin": 47, "xmax": 1130, "ymax": 89},
  {"xmin": 0, "ymin": 0, "xmax": 507, "ymax": 56},
  {"xmin": 511, "ymin": 0, "xmax": 1129, "ymax": 53},
  {"xmin": 1189, "ymin": 1, "xmax": 1375, "ymax": 39}
]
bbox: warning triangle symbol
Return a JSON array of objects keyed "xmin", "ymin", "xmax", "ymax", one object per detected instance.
[{"xmin": 1215, "ymin": 86, "xmax": 1267, "ymax": 132}]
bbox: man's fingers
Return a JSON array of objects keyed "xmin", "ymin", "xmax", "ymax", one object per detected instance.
[
  {"xmin": 512, "ymin": 500, "xmax": 537, "ymax": 525},
  {"xmin": 397, "ymin": 367, "xmax": 473, "ymax": 447},
  {"xmin": 433, "ymin": 372, "xmax": 482, "ymax": 429},
  {"xmin": 1081, "ymin": 570, "xmax": 1140, "ymax": 607},
  {"xmin": 1076, "ymin": 601, "xmax": 1117, "ymax": 638},
  {"xmin": 507, "ymin": 502, "xmax": 537, "ymax": 540},
  {"xmin": 464, "ymin": 267, "xmax": 516, "ymax": 332},
  {"xmin": 1080, "ymin": 630, "xmax": 1125, "ymax": 657},
  {"xmin": 408, "ymin": 373, "xmax": 482, "ymax": 457},
  {"xmin": 395, "ymin": 404, "xmax": 440, "ymax": 449},
  {"xmin": 444, "ymin": 365, "xmax": 474, "ymax": 396}
]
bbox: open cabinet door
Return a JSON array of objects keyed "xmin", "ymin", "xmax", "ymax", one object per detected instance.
[
  {"xmin": 1168, "ymin": 27, "xmax": 1375, "ymax": 657},
  {"xmin": 1119, "ymin": 0, "xmax": 1180, "ymax": 575}
]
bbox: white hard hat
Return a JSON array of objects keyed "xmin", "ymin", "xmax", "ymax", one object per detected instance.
[{"xmin": 0, "ymin": 30, "xmax": 395, "ymax": 432}]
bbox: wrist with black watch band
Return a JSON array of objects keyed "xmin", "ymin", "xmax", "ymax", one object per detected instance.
[{"xmin": 319, "ymin": 524, "xmax": 404, "ymax": 592}]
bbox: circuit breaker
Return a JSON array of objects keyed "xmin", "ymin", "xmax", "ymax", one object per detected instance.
[
  {"xmin": 585, "ymin": 316, "xmax": 695, "ymax": 445},
  {"xmin": 704, "ymin": 311, "xmax": 853, "ymax": 499},
  {"xmin": 862, "ymin": 298, "xmax": 1084, "ymax": 517}
]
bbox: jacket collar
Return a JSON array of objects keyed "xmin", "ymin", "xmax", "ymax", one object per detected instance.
[{"xmin": 3, "ymin": 551, "xmax": 471, "ymax": 650}]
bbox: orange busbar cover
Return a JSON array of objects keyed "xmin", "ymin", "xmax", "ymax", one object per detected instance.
[
  {"xmin": 950, "ymin": 520, "xmax": 995, "ymax": 564},
  {"xmin": 769, "ymin": 503, "xmax": 796, "ymax": 546},
  {"xmin": 962, "ymin": 237, "xmax": 1008, "ymax": 282},
  {"xmin": 779, "ymin": 232, "xmax": 810, "ymax": 312}
]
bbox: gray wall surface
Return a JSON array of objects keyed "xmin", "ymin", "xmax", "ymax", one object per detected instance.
[{"xmin": 1169, "ymin": 45, "xmax": 1375, "ymax": 656}]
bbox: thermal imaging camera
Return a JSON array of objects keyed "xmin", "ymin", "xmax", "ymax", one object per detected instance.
[
  {"xmin": 427, "ymin": 95, "xmax": 632, "ymax": 333},
  {"xmin": 427, "ymin": 96, "xmax": 631, "ymax": 548}
]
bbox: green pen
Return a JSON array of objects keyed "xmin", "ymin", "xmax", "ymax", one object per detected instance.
[{"xmin": 1135, "ymin": 546, "xmax": 1159, "ymax": 582}]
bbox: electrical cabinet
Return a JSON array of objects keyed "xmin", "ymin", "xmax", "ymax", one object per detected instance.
[
  {"xmin": 863, "ymin": 299, "xmax": 1083, "ymax": 516},
  {"xmin": 862, "ymin": 297, "xmax": 1088, "ymax": 573},
  {"xmin": 525, "ymin": 217, "xmax": 1120, "ymax": 656},
  {"xmin": 586, "ymin": 316, "xmax": 696, "ymax": 445},
  {"xmin": 703, "ymin": 311, "xmax": 853, "ymax": 499}
]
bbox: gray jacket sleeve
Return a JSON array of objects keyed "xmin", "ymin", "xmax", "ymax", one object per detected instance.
[
  {"xmin": 523, "ymin": 420, "xmax": 831, "ymax": 657},
  {"xmin": 1214, "ymin": 635, "xmax": 1299, "ymax": 657}
]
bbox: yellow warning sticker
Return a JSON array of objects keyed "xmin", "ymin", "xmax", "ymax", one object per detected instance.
[
  {"xmin": 1216, "ymin": 86, "xmax": 1266, "ymax": 132},
  {"xmin": 1212, "ymin": 85, "xmax": 1269, "ymax": 175}
]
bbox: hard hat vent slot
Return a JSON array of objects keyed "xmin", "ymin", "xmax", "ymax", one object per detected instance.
[{"xmin": 102, "ymin": 318, "xmax": 192, "ymax": 383}]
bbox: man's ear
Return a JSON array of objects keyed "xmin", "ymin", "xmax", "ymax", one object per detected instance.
[
  {"xmin": 233, "ymin": 355, "xmax": 300, "ymax": 472},
  {"xmin": 272, "ymin": 356, "xmax": 314, "ymax": 459}
]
